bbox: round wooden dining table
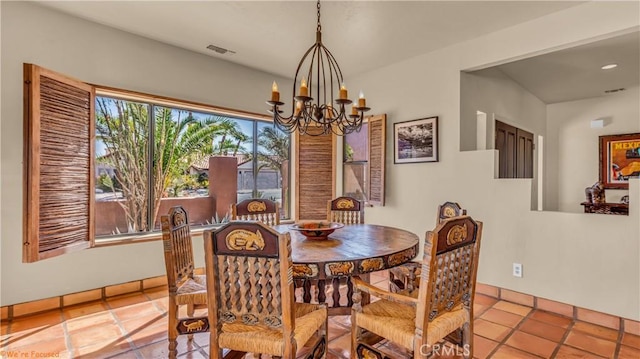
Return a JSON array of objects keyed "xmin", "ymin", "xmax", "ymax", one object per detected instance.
[{"xmin": 273, "ymin": 223, "xmax": 419, "ymax": 315}]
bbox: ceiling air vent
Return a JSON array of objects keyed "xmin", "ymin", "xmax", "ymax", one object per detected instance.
[
  {"xmin": 206, "ymin": 44, "xmax": 236, "ymax": 55},
  {"xmin": 604, "ymin": 88, "xmax": 625, "ymax": 94}
]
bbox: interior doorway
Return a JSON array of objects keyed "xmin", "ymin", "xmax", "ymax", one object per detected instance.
[{"xmin": 495, "ymin": 120, "xmax": 534, "ymax": 178}]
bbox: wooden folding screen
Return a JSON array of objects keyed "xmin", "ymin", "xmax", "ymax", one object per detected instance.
[
  {"xmin": 367, "ymin": 114, "xmax": 386, "ymax": 206},
  {"xmin": 23, "ymin": 64, "xmax": 95, "ymax": 262},
  {"xmin": 296, "ymin": 129, "xmax": 335, "ymax": 220}
]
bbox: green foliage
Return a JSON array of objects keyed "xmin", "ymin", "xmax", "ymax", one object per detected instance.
[
  {"xmin": 207, "ymin": 211, "xmax": 230, "ymax": 225},
  {"xmin": 257, "ymin": 126, "xmax": 289, "ymax": 172},
  {"xmin": 96, "ymin": 97, "xmax": 249, "ymax": 232},
  {"xmin": 345, "ymin": 144, "xmax": 354, "ymax": 162},
  {"xmin": 97, "ymin": 173, "xmax": 113, "ymax": 192}
]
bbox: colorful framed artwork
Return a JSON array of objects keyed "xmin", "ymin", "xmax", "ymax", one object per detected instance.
[
  {"xmin": 394, "ymin": 116, "xmax": 438, "ymax": 164},
  {"xmin": 599, "ymin": 132, "xmax": 640, "ymax": 189}
]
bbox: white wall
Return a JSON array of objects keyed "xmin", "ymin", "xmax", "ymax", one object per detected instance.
[
  {"xmin": 460, "ymin": 68, "xmax": 547, "ymax": 208},
  {"xmin": 353, "ymin": 1, "xmax": 639, "ymax": 319},
  {"xmin": 547, "ymin": 87, "xmax": 640, "ymax": 212},
  {"xmin": 2, "ymin": 1, "xmax": 639, "ymax": 320},
  {"xmin": 0, "ymin": 1, "xmax": 292, "ymax": 306},
  {"xmin": 460, "ymin": 68, "xmax": 547, "ymax": 152}
]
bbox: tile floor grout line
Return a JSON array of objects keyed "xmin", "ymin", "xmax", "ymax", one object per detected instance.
[
  {"xmin": 103, "ymin": 297, "xmax": 151, "ymax": 358},
  {"xmin": 613, "ymin": 317, "xmax": 624, "ymax": 359},
  {"xmin": 563, "ymin": 320, "xmax": 622, "ymax": 358},
  {"xmin": 483, "ymin": 302, "xmax": 543, "ymax": 359},
  {"xmin": 548, "ymin": 317, "xmax": 575, "ymax": 358},
  {"xmin": 60, "ymin": 310, "xmax": 75, "ymax": 358}
]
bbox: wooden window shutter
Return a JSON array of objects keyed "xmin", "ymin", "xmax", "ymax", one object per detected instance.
[
  {"xmin": 23, "ymin": 64, "xmax": 95, "ymax": 262},
  {"xmin": 296, "ymin": 129, "xmax": 335, "ymax": 220},
  {"xmin": 367, "ymin": 114, "xmax": 386, "ymax": 206}
]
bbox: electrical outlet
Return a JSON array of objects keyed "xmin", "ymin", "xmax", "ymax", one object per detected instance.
[{"xmin": 513, "ymin": 263, "xmax": 523, "ymax": 278}]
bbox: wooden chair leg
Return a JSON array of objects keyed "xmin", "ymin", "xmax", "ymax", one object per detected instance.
[
  {"xmin": 168, "ymin": 299, "xmax": 178, "ymax": 359},
  {"xmin": 462, "ymin": 322, "xmax": 472, "ymax": 359},
  {"xmin": 186, "ymin": 303, "xmax": 195, "ymax": 341},
  {"xmin": 350, "ymin": 313, "xmax": 362, "ymax": 358}
]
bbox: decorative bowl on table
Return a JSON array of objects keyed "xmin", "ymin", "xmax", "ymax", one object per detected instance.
[{"xmin": 289, "ymin": 221, "xmax": 344, "ymax": 240}]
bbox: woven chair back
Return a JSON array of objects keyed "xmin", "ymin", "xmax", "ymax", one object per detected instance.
[
  {"xmin": 437, "ymin": 201, "xmax": 467, "ymax": 223},
  {"xmin": 231, "ymin": 198, "xmax": 280, "ymax": 226},
  {"xmin": 417, "ymin": 216, "xmax": 482, "ymax": 326},
  {"xmin": 161, "ymin": 206, "xmax": 196, "ymax": 287},
  {"xmin": 204, "ymin": 221, "xmax": 295, "ymax": 332},
  {"xmin": 327, "ymin": 196, "xmax": 364, "ymax": 224}
]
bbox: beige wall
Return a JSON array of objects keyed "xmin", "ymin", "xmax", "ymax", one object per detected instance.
[
  {"xmin": 351, "ymin": 1, "xmax": 639, "ymax": 319},
  {"xmin": 547, "ymin": 86, "xmax": 639, "ymax": 212},
  {"xmin": 2, "ymin": 1, "xmax": 639, "ymax": 320}
]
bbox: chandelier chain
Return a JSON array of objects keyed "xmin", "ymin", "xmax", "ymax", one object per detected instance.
[{"xmin": 317, "ymin": 0, "xmax": 321, "ymax": 33}]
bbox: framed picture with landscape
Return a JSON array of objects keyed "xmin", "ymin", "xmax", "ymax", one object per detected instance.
[
  {"xmin": 394, "ymin": 116, "xmax": 438, "ymax": 164},
  {"xmin": 599, "ymin": 132, "xmax": 640, "ymax": 189}
]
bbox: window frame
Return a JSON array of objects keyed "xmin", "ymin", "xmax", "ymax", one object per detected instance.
[
  {"xmin": 93, "ymin": 87, "xmax": 290, "ymax": 243},
  {"xmin": 23, "ymin": 64, "xmax": 291, "ymax": 261},
  {"xmin": 342, "ymin": 114, "xmax": 386, "ymax": 207}
]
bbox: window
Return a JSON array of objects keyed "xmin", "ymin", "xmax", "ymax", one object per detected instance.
[
  {"xmin": 343, "ymin": 114, "xmax": 386, "ymax": 206},
  {"xmin": 95, "ymin": 97, "xmax": 290, "ymax": 237},
  {"xmin": 23, "ymin": 64, "xmax": 290, "ymax": 262}
]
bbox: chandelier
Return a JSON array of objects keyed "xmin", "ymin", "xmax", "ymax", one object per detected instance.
[{"xmin": 267, "ymin": 0, "xmax": 370, "ymax": 136}]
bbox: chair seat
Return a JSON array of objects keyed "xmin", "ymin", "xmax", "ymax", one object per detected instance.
[
  {"xmin": 355, "ymin": 299, "xmax": 468, "ymax": 350},
  {"xmin": 218, "ymin": 303, "xmax": 327, "ymax": 356},
  {"xmin": 175, "ymin": 275, "xmax": 207, "ymax": 306}
]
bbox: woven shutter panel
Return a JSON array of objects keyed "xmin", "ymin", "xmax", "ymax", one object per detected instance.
[
  {"xmin": 23, "ymin": 64, "xmax": 95, "ymax": 262},
  {"xmin": 368, "ymin": 114, "xmax": 386, "ymax": 206},
  {"xmin": 296, "ymin": 129, "xmax": 335, "ymax": 220}
]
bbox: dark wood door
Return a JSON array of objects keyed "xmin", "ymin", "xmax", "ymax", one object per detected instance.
[{"xmin": 495, "ymin": 120, "xmax": 533, "ymax": 179}]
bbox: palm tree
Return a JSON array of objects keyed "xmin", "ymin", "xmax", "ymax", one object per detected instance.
[
  {"xmin": 257, "ymin": 126, "xmax": 290, "ymax": 172},
  {"xmin": 256, "ymin": 126, "xmax": 290, "ymax": 208},
  {"xmin": 96, "ymin": 98, "xmax": 246, "ymax": 232}
]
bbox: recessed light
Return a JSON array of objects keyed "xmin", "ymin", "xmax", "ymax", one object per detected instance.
[
  {"xmin": 604, "ymin": 88, "xmax": 625, "ymax": 94},
  {"xmin": 601, "ymin": 63, "xmax": 618, "ymax": 70}
]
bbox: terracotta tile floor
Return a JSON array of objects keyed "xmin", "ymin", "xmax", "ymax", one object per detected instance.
[{"xmin": 1, "ymin": 270, "xmax": 639, "ymax": 358}]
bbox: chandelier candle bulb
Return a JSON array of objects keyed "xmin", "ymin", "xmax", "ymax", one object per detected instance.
[
  {"xmin": 339, "ymin": 83, "xmax": 348, "ymax": 99},
  {"xmin": 271, "ymin": 81, "xmax": 280, "ymax": 102},
  {"xmin": 300, "ymin": 78, "xmax": 308, "ymax": 97},
  {"xmin": 351, "ymin": 105, "xmax": 358, "ymax": 115},
  {"xmin": 358, "ymin": 91, "xmax": 366, "ymax": 108}
]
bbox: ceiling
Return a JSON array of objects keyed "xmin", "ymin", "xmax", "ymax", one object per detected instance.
[
  {"xmin": 490, "ymin": 31, "xmax": 640, "ymax": 104},
  {"xmin": 35, "ymin": 1, "xmax": 637, "ymax": 104}
]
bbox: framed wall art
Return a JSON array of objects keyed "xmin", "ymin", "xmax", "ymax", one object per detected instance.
[
  {"xmin": 394, "ymin": 116, "xmax": 438, "ymax": 164},
  {"xmin": 599, "ymin": 132, "xmax": 640, "ymax": 189}
]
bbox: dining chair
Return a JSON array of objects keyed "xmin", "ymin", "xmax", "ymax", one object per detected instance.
[
  {"xmin": 204, "ymin": 221, "xmax": 328, "ymax": 358},
  {"xmin": 230, "ymin": 198, "xmax": 280, "ymax": 226},
  {"xmin": 389, "ymin": 201, "xmax": 467, "ymax": 294},
  {"xmin": 351, "ymin": 215, "xmax": 483, "ymax": 359},
  {"xmin": 327, "ymin": 196, "xmax": 364, "ymax": 224},
  {"xmin": 160, "ymin": 206, "xmax": 208, "ymax": 359}
]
